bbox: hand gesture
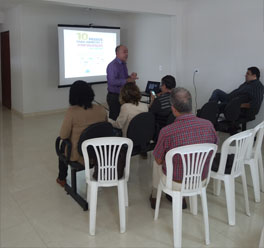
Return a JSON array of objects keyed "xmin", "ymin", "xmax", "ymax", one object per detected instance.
[{"xmin": 130, "ymin": 72, "xmax": 138, "ymax": 80}]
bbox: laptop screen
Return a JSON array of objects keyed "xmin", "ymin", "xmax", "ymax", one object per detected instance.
[{"xmin": 145, "ymin": 81, "xmax": 160, "ymax": 93}]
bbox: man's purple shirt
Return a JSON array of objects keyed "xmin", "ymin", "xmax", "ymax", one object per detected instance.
[{"xmin": 106, "ymin": 57, "xmax": 129, "ymax": 94}]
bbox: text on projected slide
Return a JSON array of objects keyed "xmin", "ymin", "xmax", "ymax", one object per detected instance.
[{"xmin": 64, "ymin": 30, "xmax": 116, "ymax": 78}]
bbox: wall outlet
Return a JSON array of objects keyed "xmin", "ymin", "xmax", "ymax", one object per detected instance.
[{"xmin": 194, "ymin": 68, "xmax": 199, "ymax": 73}]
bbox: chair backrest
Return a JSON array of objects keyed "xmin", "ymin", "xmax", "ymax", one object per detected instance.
[
  {"xmin": 77, "ymin": 122, "xmax": 114, "ymax": 156},
  {"xmin": 165, "ymin": 144, "xmax": 217, "ymax": 195},
  {"xmin": 166, "ymin": 112, "xmax": 175, "ymax": 126},
  {"xmin": 217, "ymin": 129, "xmax": 252, "ymax": 176},
  {"xmin": 224, "ymin": 97, "xmax": 241, "ymax": 122},
  {"xmin": 155, "ymin": 111, "xmax": 172, "ymax": 130},
  {"xmin": 127, "ymin": 112, "xmax": 155, "ymax": 153},
  {"xmin": 246, "ymin": 120, "xmax": 264, "ymax": 160},
  {"xmin": 197, "ymin": 102, "xmax": 219, "ymax": 126},
  {"xmin": 259, "ymin": 225, "xmax": 264, "ymax": 248},
  {"xmin": 82, "ymin": 137, "xmax": 133, "ymax": 185}
]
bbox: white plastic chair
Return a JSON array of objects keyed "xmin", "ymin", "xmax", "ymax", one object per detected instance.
[
  {"xmin": 81, "ymin": 137, "xmax": 133, "ymax": 235},
  {"xmin": 259, "ymin": 225, "xmax": 264, "ymax": 248},
  {"xmin": 245, "ymin": 121, "xmax": 264, "ymax": 202},
  {"xmin": 211, "ymin": 130, "xmax": 252, "ymax": 226},
  {"xmin": 154, "ymin": 143, "xmax": 217, "ymax": 248}
]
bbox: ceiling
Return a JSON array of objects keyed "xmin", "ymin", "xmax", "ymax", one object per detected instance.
[
  {"xmin": 0, "ymin": 0, "xmax": 129, "ymax": 13},
  {"xmin": 0, "ymin": 0, "xmax": 76, "ymax": 12},
  {"xmin": 0, "ymin": 0, "xmax": 182, "ymax": 18}
]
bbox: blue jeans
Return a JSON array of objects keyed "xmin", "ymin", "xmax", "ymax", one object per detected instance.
[{"xmin": 209, "ymin": 89, "xmax": 229, "ymax": 103}]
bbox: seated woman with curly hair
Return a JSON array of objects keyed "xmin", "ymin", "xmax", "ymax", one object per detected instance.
[
  {"xmin": 109, "ymin": 82, "xmax": 148, "ymax": 137},
  {"xmin": 56, "ymin": 80, "xmax": 107, "ymax": 187}
]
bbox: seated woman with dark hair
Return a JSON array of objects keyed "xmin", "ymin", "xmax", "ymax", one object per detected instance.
[
  {"xmin": 109, "ymin": 82, "xmax": 148, "ymax": 137},
  {"xmin": 56, "ymin": 80, "xmax": 107, "ymax": 187}
]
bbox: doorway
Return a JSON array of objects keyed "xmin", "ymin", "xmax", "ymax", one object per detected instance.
[{"xmin": 1, "ymin": 31, "xmax": 11, "ymax": 109}]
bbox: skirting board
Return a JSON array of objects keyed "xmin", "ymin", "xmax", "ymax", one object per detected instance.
[
  {"xmin": 11, "ymin": 108, "xmax": 67, "ymax": 118},
  {"xmin": 10, "ymin": 101, "xmax": 108, "ymax": 118}
]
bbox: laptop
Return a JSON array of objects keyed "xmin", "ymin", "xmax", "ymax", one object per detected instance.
[{"xmin": 142, "ymin": 81, "xmax": 160, "ymax": 96}]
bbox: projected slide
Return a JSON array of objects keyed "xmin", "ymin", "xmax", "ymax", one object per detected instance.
[
  {"xmin": 64, "ymin": 30, "xmax": 116, "ymax": 78},
  {"xmin": 58, "ymin": 25, "xmax": 120, "ymax": 87}
]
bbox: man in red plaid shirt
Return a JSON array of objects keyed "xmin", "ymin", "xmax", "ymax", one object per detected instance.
[{"xmin": 150, "ymin": 87, "xmax": 218, "ymax": 209}]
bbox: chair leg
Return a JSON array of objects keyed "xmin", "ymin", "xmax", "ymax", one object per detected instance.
[
  {"xmin": 189, "ymin": 195, "xmax": 198, "ymax": 215},
  {"xmin": 86, "ymin": 183, "xmax": 91, "ymax": 210},
  {"xmin": 71, "ymin": 168, "xmax": 77, "ymax": 193},
  {"xmin": 224, "ymin": 177, "xmax": 236, "ymax": 226},
  {"xmin": 172, "ymin": 192, "xmax": 182, "ymax": 248},
  {"xmin": 241, "ymin": 121, "xmax": 247, "ymax": 131},
  {"xmin": 213, "ymin": 179, "xmax": 221, "ymax": 196},
  {"xmin": 125, "ymin": 181, "xmax": 128, "ymax": 207},
  {"xmin": 89, "ymin": 183, "xmax": 98, "ymax": 235},
  {"xmin": 258, "ymin": 153, "xmax": 264, "ymax": 192},
  {"xmin": 248, "ymin": 160, "xmax": 260, "ymax": 203},
  {"xmin": 201, "ymin": 188, "xmax": 210, "ymax": 245},
  {"xmin": 117, "ymin": 180, "xmax": 126, "ymax": 233},
  {"xmin": 241, "ymin": 168, "xmax": 250, "ymax": 216},
  {"xmin": 154, "ymin": 183, "xmax": 162, "ymax": 220}
]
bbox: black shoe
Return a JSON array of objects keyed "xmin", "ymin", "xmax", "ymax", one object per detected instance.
[
  {"xmin": 149, "ymin": 194, "xmax": 156, "ymax": 209},
  {"xmin": 140, "ymin": 152, "xmax": 148, "ymax": 159},
  {"xmin": 165, "ymin": 194, "xmax": 187, "ymax": 209}
]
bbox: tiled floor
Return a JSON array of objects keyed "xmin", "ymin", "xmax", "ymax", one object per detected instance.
[{"xmin": 0, "ymin": 106, "xmax": 263, "ymax": 248}]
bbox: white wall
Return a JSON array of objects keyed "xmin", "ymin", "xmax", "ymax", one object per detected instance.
[
  {"xmin": 0, "ymin": 24, "xmax": 2, "ymax": 103},
  {"xmin": 182, "ymin": 0, "xmax": 264, "ymax": 127},
  {"xmin": 2, "ymin": 2, "xmax": 175, "ymax": 114},
  {"xmin": 122, "ymin": 13, "xmax": 175, "ymax": 91},
  {"xmin": 19, "ymin": 4, "xmax": 126, "ymax": 113},
  {"xmin": 0, "ymin": 11, "xmax": 4, "ymax": 23}
]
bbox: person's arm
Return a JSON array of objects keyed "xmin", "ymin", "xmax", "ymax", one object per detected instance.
[
  {"xmin": 126, "ymin": 77, "xmax": 136, "ymax": 83},
  {"xmin": 148, "ymin": 92, "xmax": 156, "ymax": 108},
  {"xmin": 59, "ymin": 108, "xmax": 73, "ymax": 139},
  {"xmin": 228, "ymin": 82, "xmax": 246, "ymax": 99},
  {"xmin": 155, "ymin": 157, "xmax": 163, "ymax": 165},
  {"xmin": 129, "ymin": 72, "xmax": 138, "ymax": 82},
  {"xmin": 109, "ymin": 104, "xmax": 128, "ymax": 129}
]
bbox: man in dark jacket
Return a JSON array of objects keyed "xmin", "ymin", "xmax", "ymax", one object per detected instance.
[
  {"xmin": 149, "ymin": 75, "xmax": 176, "ymax": 129},
  {"xmin": 209, "ymin": 66, "xmax": 264, "ymax": 120}
]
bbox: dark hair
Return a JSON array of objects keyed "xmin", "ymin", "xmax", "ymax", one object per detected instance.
[
  {"xmin": 69, "ymin": 80, "xmax": 94, "ymax": 109},
  {"xmin": 248, "ymin": 66, "xmax": 260, "ymax": 79},
  {"xmin": 170, "ymin": 87, "xmax": 192, "ymax": 113},
  {"xmin": 115, "ymin": 45, "xmax": 122, "ymax": 54},
  {"xmin": 161, "ymin": 75, "xmax": 176, "ymax": 89},
  {"xmin": 120, "ymin": 83, "xmax": 141, "ymax": 105}
]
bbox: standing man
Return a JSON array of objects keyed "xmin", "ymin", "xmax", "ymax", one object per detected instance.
[
  {"xmin": 150, "ymin": 87, "xmax": 218, "ymax": 209},
  {"xmin": 106, "ymin": 45, "xmax": 138, "ymax": 120}
]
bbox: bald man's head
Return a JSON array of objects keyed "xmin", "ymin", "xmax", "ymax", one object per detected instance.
[{"xmin": 115, "ymin": 45, "xmax": 128, "ymax": 62}]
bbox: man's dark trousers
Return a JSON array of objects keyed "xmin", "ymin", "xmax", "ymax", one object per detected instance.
[{"xmin": 107, "ymin": 92, "xmax": 121, "ymax": 121}]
